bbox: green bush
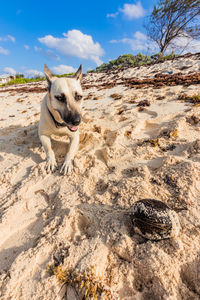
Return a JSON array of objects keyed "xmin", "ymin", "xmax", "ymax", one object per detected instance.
[
  {"xmin": 56, "ymin": 73, "xmax": 75, "ymax": 77},
  {"xmin": 88, "ymin": 52, "xmax": 180, "ymax": 73},
  {"xmin": 0, "ymin": 77, "xmax": 44, "ymax": 87},
  {"xmin": 91, "ymin": 53, "xmax": 154, "ymax": 72},
  {"xmin": 16, "ymin": 73, "xmax": 24, "ymax": 79},
  {"xmin": 0, "ymin": 72, "xmax": 78, "ymax": 87}
]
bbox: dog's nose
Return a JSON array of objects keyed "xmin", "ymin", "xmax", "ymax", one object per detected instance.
[{"xmin": 72, "ymin": 114, "xmax": 81, "ymax": 126}]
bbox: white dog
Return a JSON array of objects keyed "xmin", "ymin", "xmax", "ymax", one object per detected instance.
[{"xmin": 38, "ymin": 64, "xmax": 83, "ymax": 175}]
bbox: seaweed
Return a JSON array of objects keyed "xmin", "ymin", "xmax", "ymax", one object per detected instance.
[
  {"xmin": 47, "ymin": 264, "xmax": 119, "ymax": 299},
  {"xmin": 178, "ymin": 93, "xmax": 200, "ymax": 104}
]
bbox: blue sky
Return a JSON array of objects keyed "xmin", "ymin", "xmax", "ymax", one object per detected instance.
[{"xmin": 0, "ymin": 0, "xmax": 168, "ymax": 76}]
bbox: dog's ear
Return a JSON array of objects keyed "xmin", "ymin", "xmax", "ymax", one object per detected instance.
[
  {"xmin": 74, "ymin": 64, "xmax": 82, "ymax": 81},
  {"xmin": 44, "ymin": 64, "xmax": 53, "ymax": 90}
]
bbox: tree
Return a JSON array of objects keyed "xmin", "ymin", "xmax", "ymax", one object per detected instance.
[
  {"xmin": 144, "ymin": 0, "xmax": 200, "ymax": 55},
  {"xmin": 16, "ymin": 73, "xmax": 24, "ymax": 79}
]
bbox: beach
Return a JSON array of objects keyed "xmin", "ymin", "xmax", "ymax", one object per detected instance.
[{"xmin": 0, "ymin": 54, "xmax": 200, "ymax": 299}]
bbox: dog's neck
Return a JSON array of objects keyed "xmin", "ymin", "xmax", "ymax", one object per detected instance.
[{"xmin": 47, "ymin": 94, "xmax": 67, "ymax": 128}]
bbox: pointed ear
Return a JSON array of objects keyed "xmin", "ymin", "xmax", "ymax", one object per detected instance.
[
  {"xmin": 44, "ymin": 64, "xmax": 53, "ymax": 90},
  {"xmin": 74, "ymin": 64, "xmax": 82, "ymax": 81}
]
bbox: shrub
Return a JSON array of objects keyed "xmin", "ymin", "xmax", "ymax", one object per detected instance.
[
  {"xmin": 16, "ymin": 73, "xmax": 24, "ymax": 79},
  {"xmin": 0, "ymin": 77, "xmax": 44, "ymax": 87}
]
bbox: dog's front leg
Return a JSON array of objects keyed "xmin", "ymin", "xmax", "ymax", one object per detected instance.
[
  {"xmin": 40, "ymin": 134, "xmax": 58, "ymax": 173},
  {"xmin": 60, "ymin": 132, "xmax": 79, "ymax": 175}
]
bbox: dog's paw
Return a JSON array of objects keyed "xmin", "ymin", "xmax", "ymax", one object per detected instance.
[
  {"xmin": 60, "ymin": 160, "xmax": 74, "ymax": 175},
  {"xmin": 46, "ymin": 158, "xmax": 58, "ymax": 173}
]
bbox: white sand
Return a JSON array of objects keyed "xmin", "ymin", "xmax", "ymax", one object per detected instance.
[{"xmin": 0, "ymin": 55, "xmax": 200, "ymax": 299}]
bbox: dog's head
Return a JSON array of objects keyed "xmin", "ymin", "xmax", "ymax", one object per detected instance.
[{"xmin": 44, "ymin": 64, "xmax": 83, "ymax": 132}]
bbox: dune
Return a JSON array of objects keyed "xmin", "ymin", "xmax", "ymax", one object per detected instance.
[{"xmin": 0, "ymin": 54, "xmax": 200, "ymax": 299}]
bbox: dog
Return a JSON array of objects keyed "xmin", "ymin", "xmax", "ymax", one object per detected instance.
[{"xmin": 38, "ymin": 64, "xmax": 83, "ymax": 175}]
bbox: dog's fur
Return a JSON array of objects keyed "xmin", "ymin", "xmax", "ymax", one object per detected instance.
[{"xmin": 38, "ymin": 64, "xmax": 83, "ymax": 175}]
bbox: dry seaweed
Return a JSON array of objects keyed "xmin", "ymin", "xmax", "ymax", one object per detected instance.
[
  {"xmin": 110, "ymin": 93, "xmax": 122, "ymax": 100},
  {"xmin": 178, "ymin": 93, "xmax": 200, "ymax": 104},
  {"xmin": 47, "ymin": 264, "xmax": 119, "ymax": 300}
]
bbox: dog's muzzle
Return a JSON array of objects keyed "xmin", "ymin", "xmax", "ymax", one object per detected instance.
[
  {"xmin": 64, "ymin": 113, "xmax": 82, "ymax": 132},
  {"xmin": 54, "ymin": 109, "xmax": 82, "ymax": 132}
]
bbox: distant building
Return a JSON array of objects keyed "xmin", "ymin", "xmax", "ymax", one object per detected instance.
[{"xmin": 0, "ymin": 74, "xmax": 15, "ymax": 84}]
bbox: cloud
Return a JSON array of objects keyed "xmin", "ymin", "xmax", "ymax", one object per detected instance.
[
  {"xmin": 106, "ymin": 12, "xmax": 119, "ymax": 18},
  {"xmin": 25, "ymin": 69, "xmax": 44, "ymax": 78},
  {"xmin": 111, "ymin": 30, "xmax": 200, "ymax": 54},
  {"xmin": 110, "ymin": 31, "xmax": 158, "ymax": 52},
  {"xmin": 38, "ymin": 29, "xmax": 104, "ymax": 66},
  {"xmin": 0, "ymin": 35, "xmax": 15, "ymax": 42},
  {"xmin": 134, "ymin": 31, "xmax": 147, "ymax": 41},
  {"xmin": 7, "ymin": 35, "xmax": 15, "ymax": 42},
  {"xmin": 34, "ymin": 46, "xmax": 60, "ymax": 61},
  {"xmin": 0, "ymin": 46, "xmax": 9, "ymax": 55},
  {"xmin": 167, "ymin": 34, "xmax": 200, "ymax": 54},
  {"xmin": 120, "ymin": 1, "xmax": 145, "ymax": 19},
  {"xmin": 107, "ymin": 1, "xmax": 145, "ymax": 20},
  {"xmin": 3, "ymin": 67, "xmax": 17, "ymax": 75},
  {"xmin": 24, "ymin": 45, "xmax": 30, "ymax": 50},
  {"xmin": 51, "ymin": 64, "xmax": 76, "ymax": 75}
]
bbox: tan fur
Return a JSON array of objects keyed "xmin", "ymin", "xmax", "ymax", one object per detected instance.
[{"xmin": 38, "ymin": 64, "xmax": 83, "ymax": 175}]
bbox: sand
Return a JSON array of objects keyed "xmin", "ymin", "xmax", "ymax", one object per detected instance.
[{"xmin": 0, "ymin": 54, "xmax": 200, "ymax": 300}]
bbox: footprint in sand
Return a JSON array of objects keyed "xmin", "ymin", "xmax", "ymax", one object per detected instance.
[{"xmin": 139, "ymin": 108, "xmax": 158, "ymax": 118}]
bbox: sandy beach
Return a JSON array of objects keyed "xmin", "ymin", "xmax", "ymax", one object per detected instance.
[{"xmin": 0, "ymin": 54, "xmax": 200, "ymax": 299}]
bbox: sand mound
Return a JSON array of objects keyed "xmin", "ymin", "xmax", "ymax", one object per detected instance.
[{"xmin": 0, "ymin": 55, "xmax": 200, "ymax": 299}]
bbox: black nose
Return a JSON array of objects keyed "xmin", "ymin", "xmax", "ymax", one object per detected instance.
[{"xmin": 72, "ymin": 114, "xmax": 81, "ymax": 126}]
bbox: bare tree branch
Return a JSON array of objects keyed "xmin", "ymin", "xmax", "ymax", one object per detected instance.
[{"xmin": 144, "ymin": 0, "xmax": 200, "ymax": 55}]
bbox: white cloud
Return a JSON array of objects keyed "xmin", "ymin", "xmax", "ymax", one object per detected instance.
[
  {"xmin": 106, "ymin": 12, "xmax": 119, "ymax": 18},
  {"xmin": 120, "ymin": 1, "xmax": 145, "ymax": 20},
  {"xmin": 110, "ymin": 31, "xmax": 158, "ymax": 53},
  {"xmin": 38, "ymin": 29, "xmax": 104, "ymax": 66},
  {"xmin": 52, "ymin": 64, "xmax": 76, "ymax": 75},
  {"xmin": 7, "ymin": 35, "xmax": 15, "ymax": 42},
  {"xmin": 24, "ymin": 45, "xmax": 30, "ymax": 50},
  {"xmin": 134, "ymin": 31, "xmax": 147, "ymax": 41},
  {"xmin": 3, "ymin": 67, "xmax": 16, "ymax": 75},
  {"xmin": 167, "ymin": 34, "xmax": 200, "ymax": 54},
  {"xmin": 111, "ymin": 30, "xmax": 200, "ymax": 54},
  {"xmin": 115, "ymin": 37, "xmax": 148, "ymax": 51},
  {"xmin": 34, "ymin": 46, "xmax": 60, "ymax": 61},
  {"xmin": 109, "ymin": 39, "xmax": 118, "ymax": 44},
  {"xmin": 25, "ymin": 69, "xmax": 44, "ymax": 78},
  {"xmin": 107, "ymin": 1, "xmax": 145, "ymax": 20},
  {"xmin": 0, "ymin": 46, "xmax": 9, "ymax": 55},
  {"xmin": 0, "ymin": 35, "xmax": 15, "ymax": 42}
]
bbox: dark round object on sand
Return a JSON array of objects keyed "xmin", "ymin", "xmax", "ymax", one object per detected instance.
[{"xmin": 131, "ymin": 199, "xmax": 180, "ymax": 240}]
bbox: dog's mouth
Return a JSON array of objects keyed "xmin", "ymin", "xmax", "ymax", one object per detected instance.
[
  {"xmin": 55, "ymin": 109, "xmax": 80, "ymax": 132},
  {"xmin": 66, "ymin": 124, "xmax": 78, "ymax": 132}
]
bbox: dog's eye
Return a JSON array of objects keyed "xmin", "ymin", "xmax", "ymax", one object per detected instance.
[
  {"xmin": 75, "ymin": 93, "xmax": 82, "ymax": 101},
  {"xmin": 55, "ymin": 93, "xmax": 66, "ymax": 103}
]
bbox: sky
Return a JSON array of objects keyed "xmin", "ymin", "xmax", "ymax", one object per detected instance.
[{"xmin": 0, "ymin": 0, "xmax": 199, "ymax": 77}]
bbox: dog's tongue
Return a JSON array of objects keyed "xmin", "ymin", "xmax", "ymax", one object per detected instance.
[{"xmin": 68, "ymin": 125, "xmax": 78, "ymax": 131}]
